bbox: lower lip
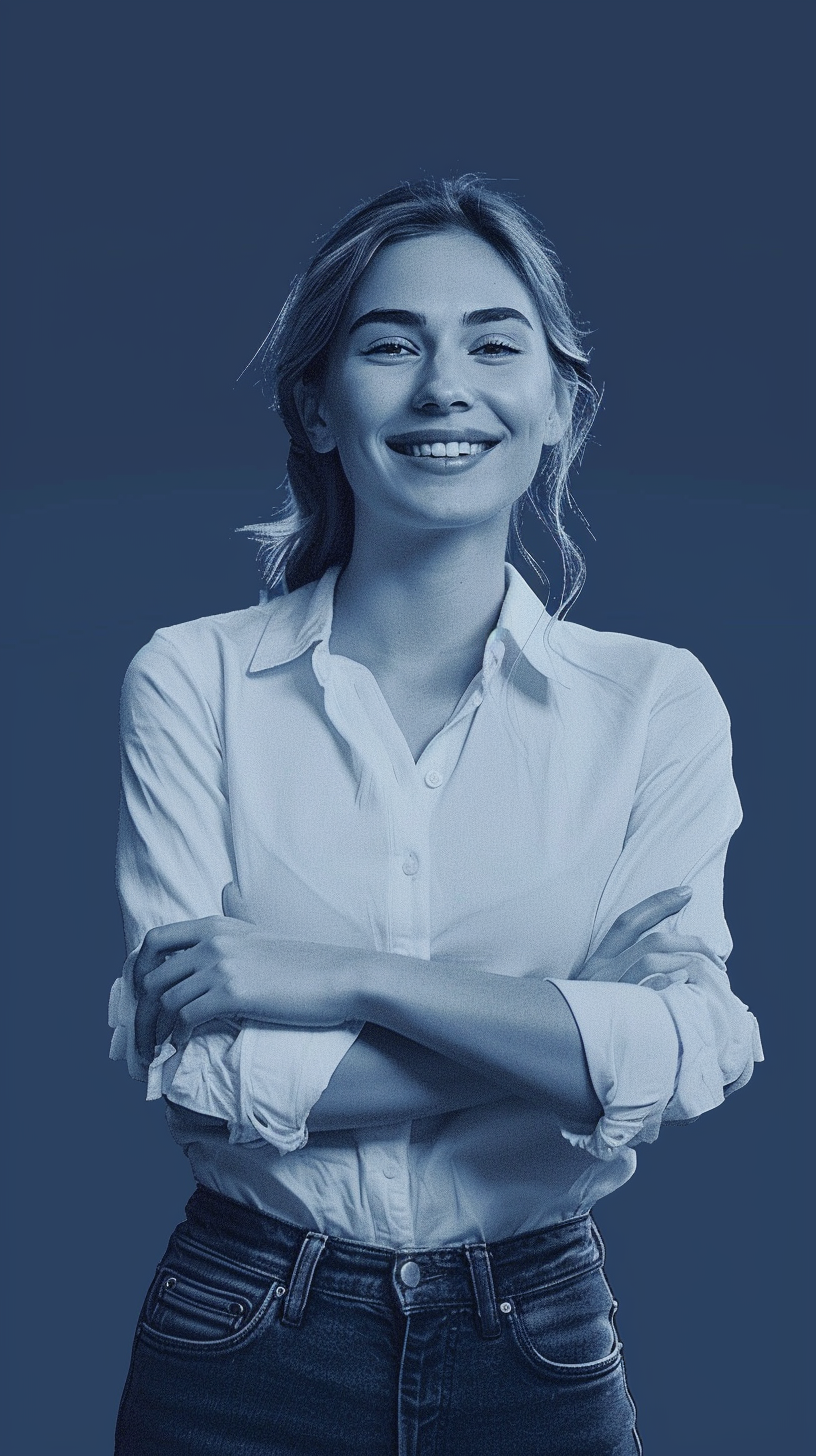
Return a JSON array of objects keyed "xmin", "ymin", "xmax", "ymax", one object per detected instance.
[{"xmin": 388, "ymin": 445, "xmax": 498, "ymax": 475}]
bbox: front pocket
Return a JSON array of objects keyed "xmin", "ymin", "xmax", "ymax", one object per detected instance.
[
  {"xmin": 141, "ymin": 1235, "xmax": 283, "ymax": 1349},
  {"xmin": 507, "ymin": 1266, "xmax": 622, "ymax": 1379}
]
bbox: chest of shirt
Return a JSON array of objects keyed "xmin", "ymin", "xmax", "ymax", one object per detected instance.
[{"xmin": 215, "ymin": 651, "xmax": 649, "ymax": 979}]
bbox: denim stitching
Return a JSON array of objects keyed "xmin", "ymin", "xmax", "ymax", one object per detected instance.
[{"xmin": 281, "ymin": 1232, "xmax": 329, "ymax": 1327}]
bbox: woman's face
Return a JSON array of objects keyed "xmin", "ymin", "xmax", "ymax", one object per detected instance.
[{"xmin": 299, "ymin": 229, "xmax": 569, "ymax": 535}]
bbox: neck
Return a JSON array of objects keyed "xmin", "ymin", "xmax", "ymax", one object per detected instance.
[{"xmin": 330, "ymin": 507, "xmax": 512, "ymax": 677}]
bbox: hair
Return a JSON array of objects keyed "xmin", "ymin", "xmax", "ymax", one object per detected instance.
[{"xmin": 239, "ymin": 175, "xmax": 599, "ymax": 616}]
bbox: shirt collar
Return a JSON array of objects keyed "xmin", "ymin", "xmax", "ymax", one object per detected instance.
[{"xmin": 247, "ymin": 560, "xmax": 570, "ymax": 685}]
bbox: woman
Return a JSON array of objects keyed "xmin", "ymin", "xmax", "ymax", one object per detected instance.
[{"xmin": 109, "ymin": 177, "xmax": 762, "ymax": 1455}]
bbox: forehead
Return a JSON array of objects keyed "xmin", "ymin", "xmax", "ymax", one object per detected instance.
[{"xmin": 346, "ymin": 229, "xmax": 540, "ymax": 325}]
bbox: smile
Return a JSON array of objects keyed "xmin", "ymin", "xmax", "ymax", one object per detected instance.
[{"xmin": 387, "ymin": 440, "xmax": 498, "ymax": 458}]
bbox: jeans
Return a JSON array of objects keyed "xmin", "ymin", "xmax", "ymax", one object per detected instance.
[{"xmin": 115, "ymin": 1186, "xmax": 641, "ymax": 1455}]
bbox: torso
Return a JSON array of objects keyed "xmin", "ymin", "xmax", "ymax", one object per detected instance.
[
  {"xmin": 328, "ymin": 632, "xmax": 486, "ymax": 765},
  {"xmin": 372, "ymin": 678, "xmax": 470, "ymax": 761}
]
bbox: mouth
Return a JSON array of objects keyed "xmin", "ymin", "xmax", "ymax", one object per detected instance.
[{"xmin": 386, "ymin": 431, "xmax": 501, "ymax": 460}]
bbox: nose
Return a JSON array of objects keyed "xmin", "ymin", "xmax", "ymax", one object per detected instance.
[{"xmin": 412, "ymin": 347, "xmax": 473, "ymax": 414}]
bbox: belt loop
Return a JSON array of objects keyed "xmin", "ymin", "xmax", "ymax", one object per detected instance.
[
  {"xmin": 465, "ymin": 1244, "xmax": 501, "ymax": 1340},
  {"xmin": 281, "ymin": 1232, "xmax": 328, "ymax": 1328}
]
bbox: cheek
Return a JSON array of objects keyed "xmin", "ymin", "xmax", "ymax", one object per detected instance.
[
  {"xmin": 494, "ymin": 371, "xmax": 554, "ymax": 444},
  {"xmin": 326, "ymin": 369, "xmax": 403, "ymax": 448}
]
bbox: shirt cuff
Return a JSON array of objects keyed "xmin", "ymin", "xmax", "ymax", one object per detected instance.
[
  {"xmin": 237, "ymin": 1022, "xmax": 365, "ymax": 1154},
  {"xmin": 108, "ymin": 952, "xmax": 148, "ymax": 1082},
  {"xmin": 109, "ymin": 954, "xmax": 364, "ymax": 1153},
  {"xmin": 548, "ymin": 979, "xmax": 680, "ymax": 1161},
  {"xmin": 657, "ymin": 980, "xmax": 764, "ymax": 1122}
]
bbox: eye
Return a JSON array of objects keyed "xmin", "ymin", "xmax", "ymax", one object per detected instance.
[
  {"xmin": 471, "ymin": 336, "xmax": 522, "ymax": 357},
  {"xmin": 360, "ymin": 336, "xmax": 419, "ymax": 357}
]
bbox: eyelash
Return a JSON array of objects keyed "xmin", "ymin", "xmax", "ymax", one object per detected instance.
[
  {"xmin": 360, "ymin": 336, "xmax": 522, "ymax": 358},
  {"xmin": 361, "ymin": 339, "xmax": 417, "ymax": 356},
  {"xmin": 475, "ymin": 336, "xmax": 521, "ymax": 356}
]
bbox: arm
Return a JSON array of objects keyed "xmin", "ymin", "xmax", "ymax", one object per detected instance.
[
  {"xmin": 310, "ymin": 882, "xmax": 713, "ymax": 1133},
  {"xmin": 560, "ymin": 648, "xmax": 763, "ymax": 1154},
  {"xmin": 350, "ymin": 961, "xmax": 606, "ymax": 1126},
  {"xmin": 307, "ymin": 1024, "xmax": 509, "ymax": 1132},
  {"xmin": 138, "ymin": 884, "xmax": 698, "ymax": 1134},
  {"xmin": 134, "ymin": 644, "xmax": 761, "ymax": 1152},
  {"xmin": 113, "ymin": 631, "xmax": 508, "ymax": 1147},
  {"xmin": 111, "ymin": 632, "xmax": 363, "ymax": 1147},
  {"xmin": 332, "ymin": 652, "xmax": 762, "ymax": 1152}
]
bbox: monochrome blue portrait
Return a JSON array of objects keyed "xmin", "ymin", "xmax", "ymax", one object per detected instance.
[
  {"xmin": 95, "ymin": 178, "xmax": 765, "ymax": 1453},
  {"xmin": 4, "ymin": 9, "xmax": 813, "ymax": 1453}
]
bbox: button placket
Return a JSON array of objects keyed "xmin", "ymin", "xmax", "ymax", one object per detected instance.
[{"xmin": 387, "ymin": 776, "xmax": 432, "ymax": 962}]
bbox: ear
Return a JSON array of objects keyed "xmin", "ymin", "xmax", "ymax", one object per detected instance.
[
  {"xmin": 541, "ymin": 371, "xmax": 575, "ymax": 446},
  {"xmin": 293, "ymin": 378, "xmax": 337, "ymax": 455}
]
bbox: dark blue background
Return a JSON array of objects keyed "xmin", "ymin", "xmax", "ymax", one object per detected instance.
[{"xmin": 2, "ymin": 4, "xmax": 813, "ymax": 1452}]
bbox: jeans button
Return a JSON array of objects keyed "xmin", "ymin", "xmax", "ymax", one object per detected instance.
[{"xmin": 399, "ymin": 1260, "xmax": 421, "ymax": 1288}]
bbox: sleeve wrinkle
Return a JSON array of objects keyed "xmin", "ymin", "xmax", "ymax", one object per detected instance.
[
  {"xmin": 555, "ymin": 647, "xmax": 760, "ymax": 1163},
  {"xmin": 110, "ymin": 630, "xmax": 363, "ymax": 1152}
]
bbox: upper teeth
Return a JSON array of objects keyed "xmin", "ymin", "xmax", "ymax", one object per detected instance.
[{"xmin": 395, "ymin": 441, "xmax": 493, "ymax": 457}]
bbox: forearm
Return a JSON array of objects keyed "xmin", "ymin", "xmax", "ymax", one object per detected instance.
[
  {"xmin": 308, "ymin": 1023, "xmax": 509, "ymax": 1132},
  {"xmin": 353, "ymin": 954, "xmax": 603, "ymax": 1126}
]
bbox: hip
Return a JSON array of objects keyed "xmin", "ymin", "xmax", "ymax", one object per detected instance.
[{"xmin": 115, "ymin": 1185, "xmax": 641, "ymax": 1454}]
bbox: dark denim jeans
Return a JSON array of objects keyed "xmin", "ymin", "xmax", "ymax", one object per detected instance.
[{"xmin": 115, "ymin": 1187, "xmax": 641, "ymax": 1455}]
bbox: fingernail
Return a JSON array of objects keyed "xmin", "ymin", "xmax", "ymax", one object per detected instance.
[{"xmin": 677, "ymin": 886, "xmax": 692, "ymax": 897}]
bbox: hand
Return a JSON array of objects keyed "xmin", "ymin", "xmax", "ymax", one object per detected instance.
[
  {"xmin": 580, "ymin": 886, "xmax": 712, "ymax": 987},
  {"xmin": 133, "ymin": 917, "xmax": 360, "ymax": 1063}
]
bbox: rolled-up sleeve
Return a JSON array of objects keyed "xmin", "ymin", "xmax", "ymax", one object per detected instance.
[
  {"xmin": 110, "ymin": 632, "xmax": 360, "ymax": 1153},
  {"xmin": 551, "ymin": 648, "xmax": 762, "ymax": 1160}
]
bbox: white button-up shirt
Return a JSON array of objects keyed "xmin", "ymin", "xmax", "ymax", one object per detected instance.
[{"xmin": 109, "ymin": 563, "xmax": 762, "ymax": 1247}]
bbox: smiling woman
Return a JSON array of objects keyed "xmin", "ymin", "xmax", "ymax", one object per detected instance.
[
  {"xmin": 240, "ymin": 177, "xmax": 598, "ymax": 614},
  {"xmin": 110, "ymin": 177, "xmax": 762, "ymax": 1455}
]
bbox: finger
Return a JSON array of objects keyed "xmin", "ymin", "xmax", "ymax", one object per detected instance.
[
  {"xmin": 168, "ymin": 989, "xmax": 224, "ymax": 1047},
  {"xmin": 623, "ymin": 948, "xmax": 718, "ymax": 985},
  {"xmin": 614, "ymin": 951, "xmax": 693, "ymax": 985},
  {"xmin": 619, "ymin": 930, "xmax": 713, "ymax": 962},
  {"xmin": 135, "ymin": 951, "xmax": 200, "ymax": 1061},
  {"xmin": 155, "ymin": 970, "xmax": 212, "ymax": 1047},
  {"xmin": 600, "ymin": 948, "xmax": 714, "ymax": 987},
  {"xmin": 596, "ymin": 888, "xmax": 692, "ymax": 959},
  {"xmin": 133, "ymin": 918, "xmax": 221, "ymax": 990},
  {"xmin": 140, "ymin": 946, "xmax": 199, "ymax": 998}
]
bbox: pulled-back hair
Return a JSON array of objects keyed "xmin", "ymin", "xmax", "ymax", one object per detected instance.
[{"xmin": 240, "ymin": 175, "xmax": 598, "ymax": 615}]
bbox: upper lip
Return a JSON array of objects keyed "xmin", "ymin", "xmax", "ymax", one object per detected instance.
[{"xmin": 386, "ymin": 428, "xmax": 500, "ymax": 447}]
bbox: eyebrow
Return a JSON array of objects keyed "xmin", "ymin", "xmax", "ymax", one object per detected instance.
[{"xmin": 348, "ymin": 307, "xmax": 534, "ymax": 335}]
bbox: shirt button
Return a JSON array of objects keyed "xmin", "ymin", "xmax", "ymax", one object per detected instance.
[
  {"xmin": 382, "ymin": 1165, "xmax": 398, "ymax": 1179},
  {"xmin": 424, "ymin": 769, "xmax": 443, "ymax": 788},
  {"xmin": 399, "ymin": 1260, "xmax": 421, "ymax": 1288},
  {"xmin": 402, "ymin": 852, "xmax": 419, "ymax": 876}
]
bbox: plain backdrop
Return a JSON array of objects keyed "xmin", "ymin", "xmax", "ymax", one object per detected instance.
[{"xmin": 1, "ymin": 3, "xmax": 814, "ymax": 1453}]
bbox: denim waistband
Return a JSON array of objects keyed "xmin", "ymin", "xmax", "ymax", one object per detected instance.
[{"xmin": 180, "ymin": 1186, "xmax": 604, "ymax": 1340}]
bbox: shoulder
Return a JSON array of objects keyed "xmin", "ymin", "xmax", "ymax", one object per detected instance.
[
  {"xmin": 545, "ymin": 618, "xmax": 729, "ymax": 726},
  {"xmin": 124, "ymin": 601, "xmax": 273, "ymax": 688},
  {"xmin": 120, "ymin": 601, "xmax": 280, "ymax": 733}
]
